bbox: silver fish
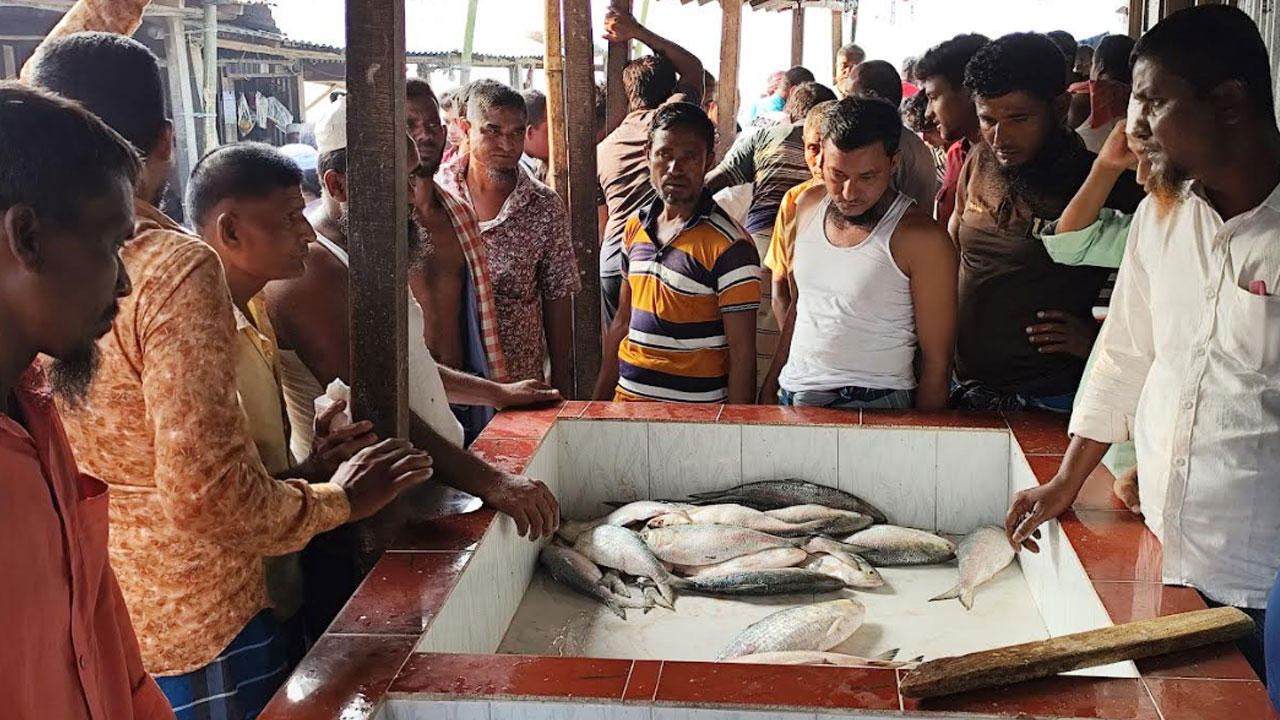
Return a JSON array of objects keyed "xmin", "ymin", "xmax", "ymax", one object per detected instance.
[
  {"xmin": 679, "ymin": 547, "xmax": 810, "ymax": 578},
  {"xmin": 648, "ymin": 503, "xmax": 828, "ymax": 537},
  {"xmin": 842, "ymin": 525, "xmax": 958, "ymax": 566},
  {"xmin": 803, "ymin": 537, "xmax": 885, "ymax": 588},
  {"xmin": 557, "ymin": 501, "xmax": 692, "ymax": 542},
  {"xmin": 674, "ymin": 568, "xmax": 845, "ymax": 596},
  {"xmin": 764, "ymin": 505, "xmax": 874, "ymax": 535},
  {"xmin": 538, "ymin": 546, "xmax": 651, "ymax": 619},
  {"xmin": 715, "ymin": 598, "xmax": 866, "ymax": 661},
  {"xmin": 726, "ymin": 649, "xmax": 907, "ymax": 668},
  {"xmin": 573, "ymin": 525, "xmax": 677, "ymax": 606},
  {"xmin": 685, "ymin": 480, "xmax": 888, "ymax": 523},
  {"xmin": 930, "ymin": 526, "xmax": 1015, "ymax": 610},
  {"xmin": 804, "ymin": 553, "xmax": 884, "ymax": 589},
  {"xmin": 639, "ymin": 525, "xmax": 798, "ymax": 566}
]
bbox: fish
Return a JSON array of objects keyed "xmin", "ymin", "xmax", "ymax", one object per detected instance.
[
  {"xmin": 685, "ymin": 480, "xmax": 889, "ymax": 523},
  {"xmin": 647, "ymin": 503, "xmax": 829, "ymax": 537},
  {"xmin": 715, "ymin": 598, "xmax": 867, "ymax": 661},
  {"xmin": 678, "ymin": 547, "xmax": 810, "ymax": 578},
  {"xmin": 673, "ymin": 568, "xmax": 846, "ymax": 596},
  {"xmin": 643, "ymin": 584, "xmax": 674, "ymax": 611},
  {"xmin": 538, "ymin": 546, "xmax": 652, "ymax": 619},
  {"xmin": 930, "ymin": 526, "xmax": 1016, "ymax": 610},
  {"xmin": 764, "ymin": 505, "xmax": 874, "ymax": 535},
  {"xmin": 600, "ymin": 570, "xmax": 631, "ymax": 598},
  {"xmin": 726, "ymin": 649, "xmax": 907, "ymax": 668},
  {"xmin": 557, "ymin": 501, "xmax": 693, "ymax": 542},
  {"xmin": 842, "ymin": 525, "xmax": 958, "ymax": 566},
  {"xmin": 803, "ymin": 537, "xmax": 885, "ymax": 588},
  {"xmin": 573, "ymin": 525, "xmax": 678, "ymax": 606},
  {"xmin": 804, "ymin": 553, "xmax": 884, "ymax": 589},
  {"xmin": 639, "ymin": 525, "xmax": 799, "ymax": 566}
]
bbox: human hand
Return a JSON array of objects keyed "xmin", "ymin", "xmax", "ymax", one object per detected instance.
[
  {"xmin": 1095, "ymin": 120, "xmax": 1137, "ymax": 174},
  {"xmin": 1027, "ymin": 310, "xmax": 1099, "ymax": 360},
  {"xmin": 496, "ymin": 379, "xmax": 562, "ymax": 410},
  {"xmin": 482, "ymin": 473, "xmax": 560, "ymax": 540},
  {"xmin": 603, "ymin": 8, "xmax": 642, "ymax": 43},
  {"xmin": 1005, "ymin": 478, "xmax": 1078, "ymax": 551},
  {"xmin": 1114, "ymin": 465, "xmax": 1140, "ymax": 514},
  {"xmin": 332, "ymin": 439, "xmax": 434, "ymax": 522},
  {"xmin": 298, "ymin": 400, "xmax": 379, "ymax": 481}
]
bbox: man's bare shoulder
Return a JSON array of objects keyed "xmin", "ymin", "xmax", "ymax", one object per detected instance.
[
  {"xmin": 891, "ymin": 208, "xmax": 958, "ymax": 267},
  {"xmin": 267, "ymin": 243, "xmax": 348, "ymax": 312}
]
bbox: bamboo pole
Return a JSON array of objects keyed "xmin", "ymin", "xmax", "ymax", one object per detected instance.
[
  {"xmin": 790, "ymin": 5, "xmax": 804, "ymax": 68},
  {"xmin": 831, "ymin": 9, "xmax": 842, "ymax": 77},
  {"xmin": 544, "ymin": 0, "xmax": 569, "ymax": 201},
  {"xmin": 716, "ymin": 0, "xmax": 742, "ymax": 161},
  {"xmin": 460, "ymin": 0, "xmax": 479, "ymax": 83},
  {"xmin": 605, "ymin": 0, "xmax": 632, "ymax": 135}
]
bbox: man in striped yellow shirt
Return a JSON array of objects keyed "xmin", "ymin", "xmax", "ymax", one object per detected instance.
[{"xmin": 595, "ymin": 104, "xmax": 762, "ymax": 404}]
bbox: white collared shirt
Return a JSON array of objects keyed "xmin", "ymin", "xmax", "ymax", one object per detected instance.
[{"xmin": 1071, "ymin": 183, "xmax": 1280, "ymax": 608}]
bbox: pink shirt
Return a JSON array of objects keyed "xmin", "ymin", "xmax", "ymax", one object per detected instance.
[{"xmin": 0, "ymin": 365, "xmax": 174, "ymax": 719}]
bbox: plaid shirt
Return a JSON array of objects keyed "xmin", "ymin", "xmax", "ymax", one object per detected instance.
[{"xmin": 434, "ymin": 181, "xmax": 509, "ymax": 383}]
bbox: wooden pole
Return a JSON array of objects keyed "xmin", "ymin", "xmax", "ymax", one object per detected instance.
[
  {"xmin": 163, "ymin": 17, "xmax": 199, "ymax": 193},
  {"xmin": 790, "ymin": 5, "xmax": 804, "ymax": 68},
  {"xmin": 830, "ymin": 9, "xmax": 842, "ymax": 77},
  {"xmin": 346, "ymin": 0, "xmax": 409, "ymax": 439},
  {"xmin": 1128, "ymin": 0, "xmax": 1145, "ymax": 38},
  {"xmin": 202, "ymin": 0, "xmax": 220, "ymax": 150},
  {"xmin": 605, "ymin": 0, "xmax": 632, "ymax": 135},
  {"xmin": 460, "ymin": 0, "xmax": 479, "ymax": 83},
  {"xmin": 562, "ymin": 0, "xmax": 603, "ymax": 398},
  {"xmin": 716, "ymin": 0, "xmax": 742, "ymax": 161},
  {"xmin": 544, "ymin": 0, "xmax": 569, "ymax": 201}
]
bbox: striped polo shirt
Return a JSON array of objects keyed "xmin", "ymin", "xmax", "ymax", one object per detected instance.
[{"xmin": 616, "ymin": 194, "xmax": 762, "ymax": 403}]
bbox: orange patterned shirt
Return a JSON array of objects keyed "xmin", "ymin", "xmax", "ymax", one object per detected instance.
[{"xmin": 56, "ymin": 201, "xmax": 351, "ymax": 675}]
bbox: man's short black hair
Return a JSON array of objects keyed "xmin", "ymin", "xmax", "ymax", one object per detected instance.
[
  {"xmin": 318, "ymin": 148, "xmax": 347, "ymax": 180},
  {"xmin": 1046, "ymin": 30, "xmax": 1077, "ymax": 69},
  {"xmin": 186, "ymin": 142, "xmax": 303, "ymax": 228},
  {"xmin": 838, "ymin": 43, "xmax": 866, "ymax": 64},
  {"xmin": 1092, "ymin": 34, "xmax": 1135, "ymax": 83},
  {"xmin": 701, "ymin": 69, "xmax": 718, "ymax": 110},
  {"xmin": 466, "ymin": 81, "xmax": 527, "ymax": 124},
  {"xmin": 782, "ymin": 65, "xmax": 816, "ymax": 90},
  {"xmin": 29, "ymin": 32, "xmax": 167, "ymax": 154},
  {"xmin": 1134, "ymin": 5, "xmax": 1274, "ymax": 121},
  {"xmin": 916, "ymin": 33, "xmax": 990, "ymax": 91},
  {"xmin": 647, "ymin": 101, "xmax": 716, "ymax": 155},
  {"xmin": 848, "ymin": 60, "xmax": 904, "ymax": 107},
  {"xmin": 900, "ymin": 91, "xmax": 935, "ymax": 134},
  {"xmin": 821, "ymin": 96, "xmax": 902, "ymax": 156},
  {"xmin": 0, "ymin": 82, "xmax": 140, "ymax": 225},
  {"xmin": 522, "ymin": 89, "xmax": 548, "ymax": 127},
  {"xmin": 406, "ymin": 77, "xmax": 438, "ymax": 105},
  {"xmin": 624, "ymin": 54, "xmax": 678, "ymax": 112},
  {"xmin": 964, "ymin": 33, "xmax": 1068, "ymax": 103},
  {"xmin": 440, "ymin": 89, "xmax": 459, "ymax": 115},
  {"xmin": 784, "ymin": 82, "xmax": 837, "ymax": 122}
]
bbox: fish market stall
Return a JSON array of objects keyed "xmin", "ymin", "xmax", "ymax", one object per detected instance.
[{"xmin": 260, "ymin": 405, "xmax": 1272, "ymax": 720}]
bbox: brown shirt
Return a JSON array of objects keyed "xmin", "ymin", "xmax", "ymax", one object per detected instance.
[
  {"xmin": 953, "ymin": 136, "xmax": 1143, "ymax": 396},
  {"xmin": 57, "ymin": 200, "xmax": 350, "ymax": 674},
  {"xmin": 597, "ymin": 109, "xmax": 658, "ymax": 279}
]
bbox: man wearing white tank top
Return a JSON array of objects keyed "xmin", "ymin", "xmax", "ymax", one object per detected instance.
[{"xmin": 761, "ymin": 97, "xmax": 958, "ymax": 410}]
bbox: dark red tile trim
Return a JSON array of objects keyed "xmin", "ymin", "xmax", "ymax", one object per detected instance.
[
  {"xmin": 328, "ymin": 551, "xmax": 472, "ymax": 634},
  {"xmin": 387, "ymin": 652, "xmax": 633, "ymax": 700},
  {"xmin": 1145, "ymin": 677, "xmax": 1278, "ymax": 720},
  {"xmin": 622, "ymin": 660, "xmax": 662, "ymax": 702},
  {"xmin": 654, "ymin": 660, "xmax": 900, "ymax": 711},
  {"xmin": 863, "ymin": 409, "xmax": 1007, "ymax": 429},
  {"xmin": 389, "ymin": 507, "xmax": 496, "ymax": 552},
  {"xmin": 1005, "ymin": 410, "xmax": 1072, "ymax": 454},
  {"xmin": 1061, "ymin": 509, "xmax": 1163, "ymax": 582},
  {"xmin": 718, "ymin": 404, "xmax": 862, "ymax": 426},
  {"xmin": 258, "ymin": 634, "xmax": 417, "ymax": 720},
  {"xmin": 479, "ymin": 404, "xmax": 562, "ymax": 440},
  {"xmin": 468, "ymin": 437, "xmax": 541, "ymax": 474},
  {"xmin": 902, "ymin": 672, "xmax": 1160, "ymax": 719},
  {"xmin": 580, "ymin": 401, "xmax": 723, "ymax": 422}
]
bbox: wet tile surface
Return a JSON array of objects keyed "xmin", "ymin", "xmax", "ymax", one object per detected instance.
[
  {"xmin": 718, "ymin": 404, "xmax": 860, "ymax": 426},
  {"xmin": 469, "ymin": 437, "xmax": 541, "ymax": 474},
  {"xmin": 390, "ymin": 508, "xmax": 496, "ymax": 552},
  {"xmin": 557, "ymin": 400, "xmax": 590, "ymax": 418},
  {"xmin": 902, "ymin": 674, "xmax": 1160, "ymax": 719},
  {"xmin": 329, "ymin": 551, "xmax": 471, "ymax": 634},
  {"xmin": 1145, "ymin": 678, "xmax": 1278, "ymax": 720},
  {"xmin": 654, "ymin": 661, "xmax": 900, "ymax": 711},
  {"xmin": 1061, "ymin": 509, "xmax": 1164, "ymax": 582},
  {"xmin": 581, "ymin": 401, "xmax": 723, "ymax": 422},
  {"xmin": 480, "ymin": 405, "xmax": 562, "ymax": 440},
  {"xmin": 622, "ymin": 660, "xmax": 663, "ymax": 702},
  {"xmin": 389, "ymin": 653, "xmax": 633, "ymax": 700},
  {"xmin": 259, "ymin": 634, "xmax": 415, "ymax": 720},
  {"xmin": 862, "ymin": 409, "xmax": 1006, "ymax": 429},
  {"xmin": 1005, "ymin": 411, "xmax": 1072, "ymax": 454}
]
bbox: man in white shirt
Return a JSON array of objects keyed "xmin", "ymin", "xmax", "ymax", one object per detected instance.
[{"xmin": 1006, "ymin": 5, "xmax": 1280, "ymax": 677}]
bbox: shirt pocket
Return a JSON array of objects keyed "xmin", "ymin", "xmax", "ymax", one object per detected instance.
[
  {"xmin": 1224, "ymin": 283, "xmax": 1280, "ymax": 373},
  {"xmin": 75, "ymin": 473, "xmax": 111, "ymax": 598}
]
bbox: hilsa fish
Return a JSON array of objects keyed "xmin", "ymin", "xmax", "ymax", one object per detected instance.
[
  {"xmin": 930, "ymin": 526, "xmax": 1015, "ymax": 610},
  {"xmin": 715, "ymin": 598, "xmax": 866, "ymax": 661}
]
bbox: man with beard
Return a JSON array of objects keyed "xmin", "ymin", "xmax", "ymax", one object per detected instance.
[
  {"xmin": 0, "ymin": 81, "xmax": 175, "ymax": 720},
  {"xmin": 1008, "ymin": 5, "xmax": 1280, "ymax": 679},
  {"xmin": 760, "ymin": 97, "xmax": 957, "ymax": 410},
  {"xmin": 842, "ymin": 60, "xmax": 940, "ymax": 213},
  {"xmin": 950, "ymin": 32, "xmax": 1143, "ymax": 412},
  {"xmin": 835, "ymin": 43, "xmax": 866, "ymax": 94},
  {"xmin": 594, "ymin": 103, "xmax": 761, "ymax": 404},
  {"xmin": 29, "ymin": 33, "xmax": 435, "ymax": 716},
  {"xmin": 437, "ymin": 82, "xmax": 579, "ymax": 394},
  {"xmin": 267, "ymin": 96, "xmax": 561, "ymax": 634},
  {"xmin": 917, "ymin": 33, "xmax": 989, "ymax": 226}
]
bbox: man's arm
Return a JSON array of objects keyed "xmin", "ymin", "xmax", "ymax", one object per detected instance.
[
  {"xmin": 723, "ymin": 310, "xmax": 758, "ymax": 405},
  {"xmin": 594, "ymin": 280, "xmax": 632, "ymax": 400},
  {"xmin": 543, "ymin": 296, "xmax": 574, "ymax": 396},
  {"xmin": 759, "ymin": 280, "xmax": 798, "ymax": 404},
  {"xmin": 898, "ymin": 215, "xmax": 958, "ymax": 411},
  {"xmin": 603, "ymin": 9, "xmax": 704, "ymax": 103},
  {"xmin": 1059, "ymin": 122, "xmax": 1135, "ymax": 233},
  {"xmin": 763, "ymin": 185, "xmax": 799, "ymax": 327},
  {"xmin": 438, "ymin": 365, "xmax": 560, "ymax": 409},
  {"xmin": 536, "ymin": 200, "xmax": 580, "ymax": 396},
  {"xmin": 705, "ymin": 132, "xmax": 758, "ymax": 195},
  {"xmin": 714, "ymin": 240, "xmax": 763, "ymax": 405}
]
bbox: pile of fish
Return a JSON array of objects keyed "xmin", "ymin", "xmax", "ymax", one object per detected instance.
[{"xmin": 538, "ymin": 480, "xmax": 1016, "ymax": 663}]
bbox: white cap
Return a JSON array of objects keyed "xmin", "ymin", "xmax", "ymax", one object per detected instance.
[{"xmin": 314, "ymin": 94, "xmax": 348, "ymax": 155}]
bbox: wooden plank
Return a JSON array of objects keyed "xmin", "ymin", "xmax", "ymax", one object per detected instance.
[
  {"xmin": 830, "ymin": 9, "xmax": 842, "ymax": 77},
  {"xmin": 563, "ymin": 0, "xmax": 603, "ymax": 398},
  {"xmin": 716, "ymin": 0, "xmax": 742, "ymax": 161},
  {"xmin": 790, "ymin": 5, "xmax": 804, "ymax": 68},
  {"xmin": 544, "ymin": 0, "xmax": 569, "ymax": 201},
  {"xmin": 900, "ymin": 607, "xmax": 1256, "ymax": 699},
  {"xmin": 163, "ymin": 17, "xmax": 199, "ymax": 192},
  {"xmin": 346, "ymin": 0, "xmax": 409, "ymax": 439},
  {"xmin": 1163, "ymin": 0, "xmax": 1194, "ymax": 14},
  {"xmin": 605, "ymin": 0, "xmax": 632, "ymax": 135},
  {"xmin": 1129, "ymin": 0, "xmax": 1145, "ymax": 38}
]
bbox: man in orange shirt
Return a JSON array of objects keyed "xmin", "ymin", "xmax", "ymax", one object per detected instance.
[{"xmin": 0, "ymin": 82, "xmax": 175, "ymax": 720}]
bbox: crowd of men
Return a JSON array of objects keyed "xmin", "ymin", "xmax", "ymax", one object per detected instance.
[{"xmin": 3, "ymin": 1, "xmax": 1280, "ymax": 718}]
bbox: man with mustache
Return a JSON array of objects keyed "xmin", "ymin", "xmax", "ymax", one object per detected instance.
[
  {"xmin": 950, "ymin": 32, "xmax": 1143, "ymax": 412},
  {"xmin": 1008, "ymin": 5, "xmax": 1280, "ymax": 679}
]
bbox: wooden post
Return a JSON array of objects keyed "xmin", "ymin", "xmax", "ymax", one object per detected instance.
[
  {"xmin": 544, "ymin": 0, "xmax": 569, "ymax": 200},
  {"xmin": 1128, "ymin": 0, "xmax": 1145, "ymax": 38},
  {"xmin": 508, "ymin": 63, "xmax": 520, "ymax": 87},
  {"xmin": 605, "ymin": 0, "xmax": 632, "ymax": 135},
  {"xmin": 346, "ymin": 0, "xmax": 409, "ymax": 439},
  {"xmin": 716, "ymin": 0, "xmax": 742, "ymax": 161},
  {"xmin": 460, "ymin": 0, "xmax": 479, "ymax": 84},
  {"xmin": 830, "ymin": 9, "xmax": 842, "ymax": 77},
  {"xmin": 163, "ymin": 17, "xmax": 199, "ymax": 192},
  {"xmin": 790, "ymin": 5, "xmax": 804, "ymax": 68},
  {"xmin": 849, "ymin": 4, "xmax": 858, "ymax": 43},
  {"xmin": 562, "ymin": 0, "xmax": 603, "ymax": 398}
]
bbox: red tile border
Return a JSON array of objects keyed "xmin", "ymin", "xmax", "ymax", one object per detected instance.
[
  {"xmin": 478, "ymin": 404, "xmax": 562, "ymax": 439},
  {"xmin": 718, "ymin": 404, "xmax": 861, "ymax": 426},
  {"xmin": 328, "ymin": 551, "xmax": 471, "ymax": 634},
  {"xmin": 1026, "ymin": 455, "xmax": 1134, "ymax": 512},
  {"xmin": 387, "ymin": 653, "xmax": 633, "ymax": 700},
  {"xmin": 862, "ymin": 409, "xmax": 1007, "ymax": 429},
  {"xmin": 622, "ymin": 660, "xmax": 663, "ymax": 702},
  {"xmin": 1145, "ymin": 677, "xmax": 1278, "ymax": 720},
  {"xmin": 258, "ymin": 634, "xmax": 416, "ymax": 720},
  {"xmin": 902, "ymin": 673, "xmax": 1160, "ymax": 719},
  {"xmin": 389, "ymin": 507, "xmax": 496, "ymax": 552},
  {"xmin": 580, "ymin": 401, "xmax": 723, "ymax": 422},
  {"xmin": 1061, "ymin": 509, "xmax": 1164, "ymax": 582},
  {"xmin": 468, "ymin": 437, "xmax": 541, "ymax": 474},
  {"xmin": 1005, "ymin": 410, "xmax": 1072, "ymax": 454},
  {"xmin": 557, "ymin": 400, "xmax": 590, "ymax": 418},
  {"xmin": 654, "ymin": 661, "xmax": 900, "ymax": 711}
]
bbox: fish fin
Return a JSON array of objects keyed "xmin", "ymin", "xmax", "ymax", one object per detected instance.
[
  {"xmin": 686, "ymin": 489, "xmax": 729, "ymax": 500},
  {"xmin": 871, "ymin": 648, "xmax": 899, "ymax": 662},
  {"xmin": 602, "ymin": 500, "xmax": 629, "ymax": 509},
  {"xmin": 644, "ymin": 584, "xmax": 675, "ymax": 610},
  {"xmin": 909, "ymin": 655, "xmax": 925, "ymax": 663},
  {"xmin": 960, "ymin": 587, "xmax": 975, "ymax": 611},
  {"xmin": 929, "ymin": 583, "xmax": 962, "ymax": 603},
  {"xmin": 603, "ymin": 597, "xmax": 627, "ymax": 620},
  {"xmin": 668, "ymin": 576, "xmax": 694, "ymax": 590}
]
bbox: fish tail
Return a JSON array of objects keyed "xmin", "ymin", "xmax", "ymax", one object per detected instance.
[
  {"xmin": 603, "ymin": 597, "xmax": 627, "ymax": 620},
  {"xmin": 960, "ymin": 587, "xmax": 975, "ymax": 611},
  {"xmin": 929, "ymin": 583, "xmax": 962, "ymax": 603},
  {"xmin": 872, "ymin": 648, "xmax": 899, "ymax": 662}
]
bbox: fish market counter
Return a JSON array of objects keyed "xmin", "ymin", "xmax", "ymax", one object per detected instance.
[{"xmin": 260, "ymin": 404, "xmax": 1273, "ymax": 720}]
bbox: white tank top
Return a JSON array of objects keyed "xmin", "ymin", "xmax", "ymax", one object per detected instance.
[
  {"xmin": 280, "ymin": 233, "xmax": 464, "ymax": 458},
  {"xmin": 779, "ymin": 192, "xmax": 919, "ymax": 393}
]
